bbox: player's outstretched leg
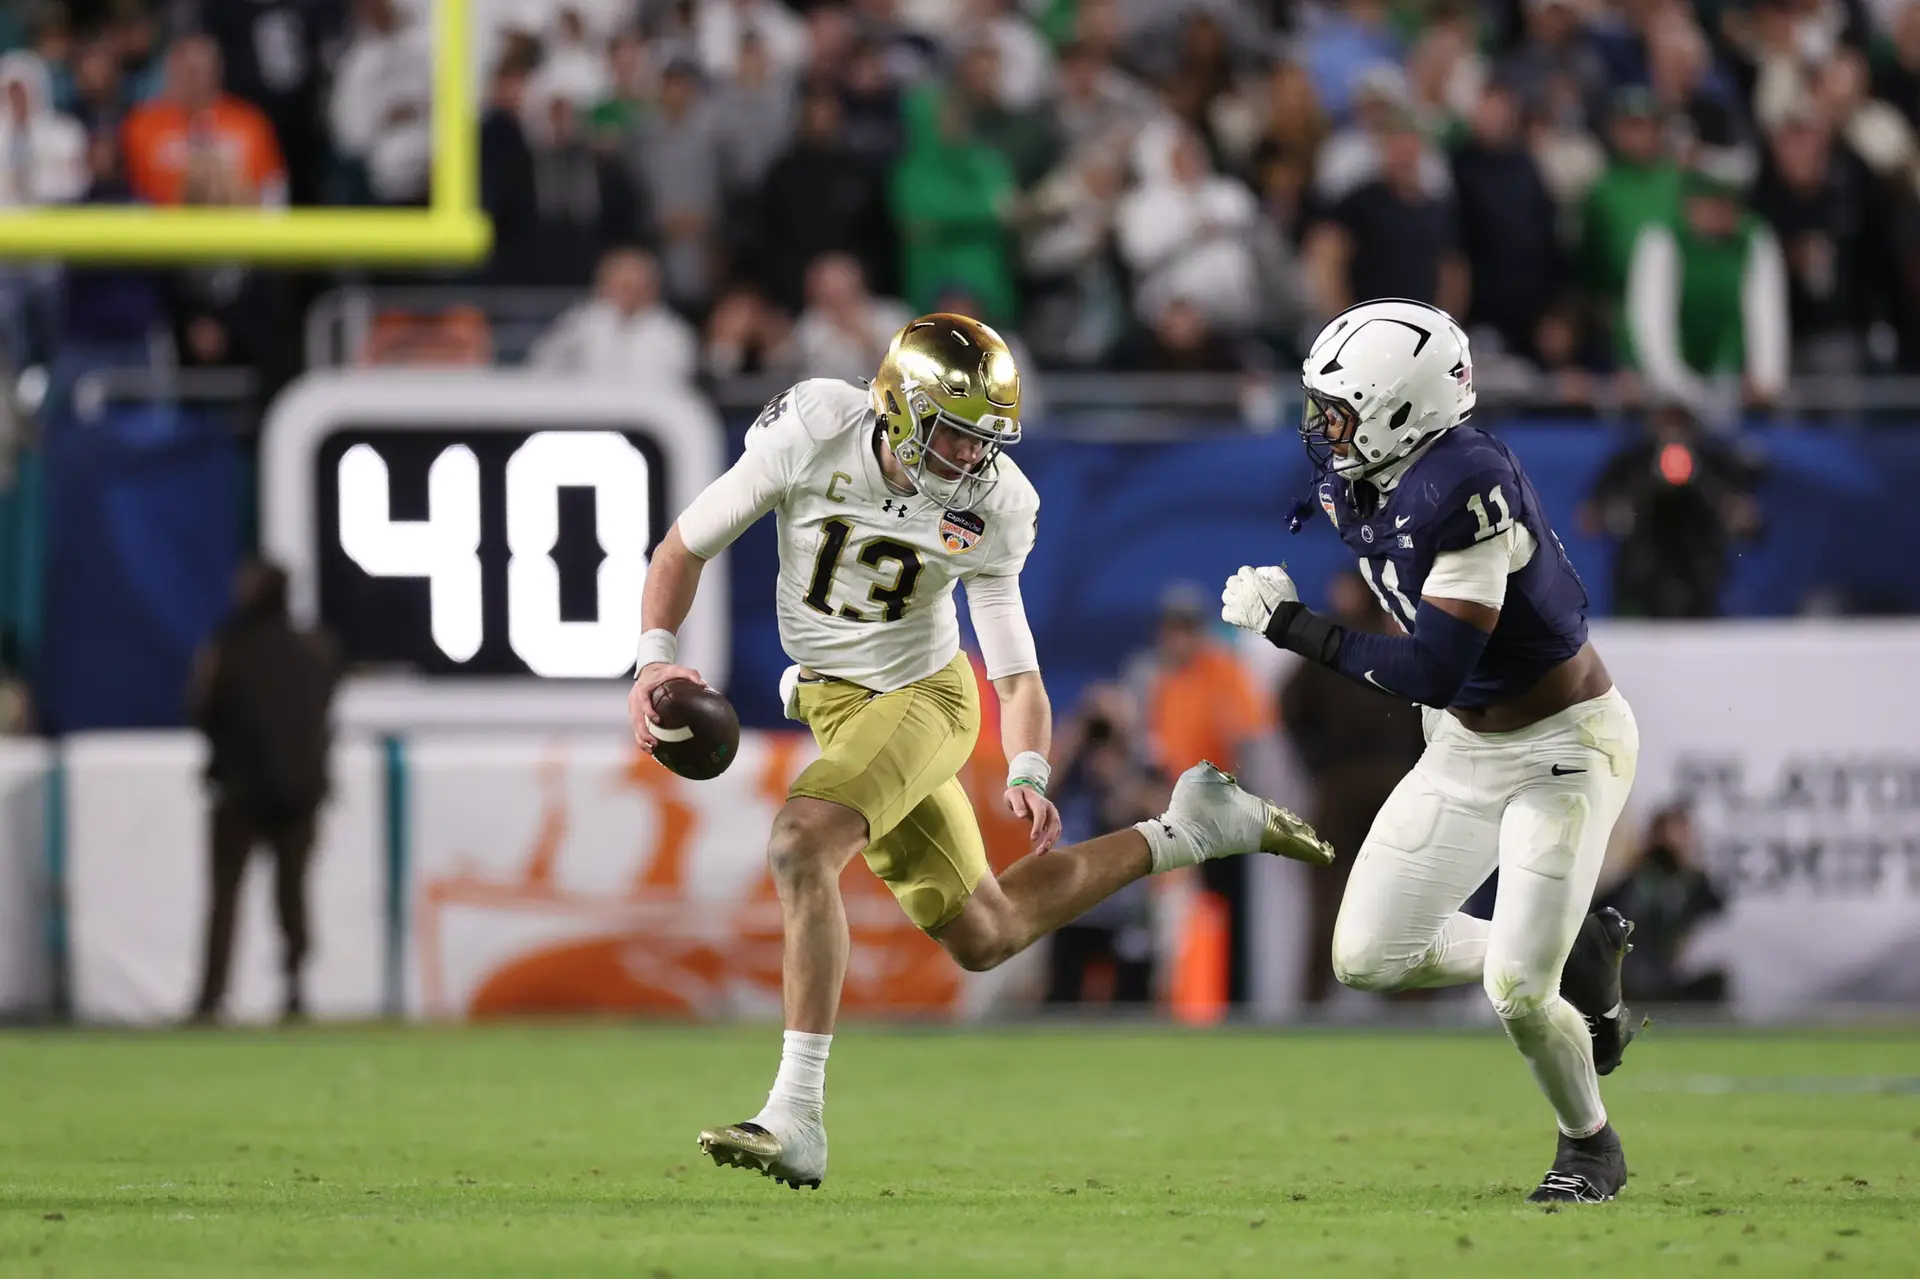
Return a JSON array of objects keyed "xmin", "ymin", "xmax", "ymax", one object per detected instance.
[
  {"xmin": 1490, "ymin": 782, "xmax": 1632, "ymax": 1204},
  {"xmin": 936, "ymin": 762, "xmax": 1332, "ymax": 973},
  {"xmin": 1559, "ymin": 906, "xmax": 1642, "ymax": 1076},
  {"xmin": 698, "ymin": 797, "xmax": 866, "ymax": 1190}
]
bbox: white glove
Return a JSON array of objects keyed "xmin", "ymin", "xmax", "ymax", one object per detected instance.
[
  {"xmin": 1221, "ymin": 564, "xmax": 1299, "ymax": 634},
  {"xmin": 778, "ymin": 664, "xmax": 806, "ymax": 722}
]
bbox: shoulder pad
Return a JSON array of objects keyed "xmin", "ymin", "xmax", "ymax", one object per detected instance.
[{"xmin": 763, "ymin": 379, "xmax": 872, "ymax": 445}]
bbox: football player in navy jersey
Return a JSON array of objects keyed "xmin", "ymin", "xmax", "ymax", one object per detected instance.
[{"xmin": 1221, "ymin": 299, "xmax": 1642, "ymax": 1204}]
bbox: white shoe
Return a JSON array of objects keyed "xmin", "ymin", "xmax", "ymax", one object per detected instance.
[
  {"xmin": 1156, "ymin": 761, "xmax": 1335, "ymax": 869},
  {"xmin": 698, "ymin": 1107, "xmax": 828, "ymax": 1189}
]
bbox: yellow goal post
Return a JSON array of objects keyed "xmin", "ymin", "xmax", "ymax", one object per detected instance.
[{"xmin": 0, "ymin": 0, "xmax": 490, "ymax": 265}]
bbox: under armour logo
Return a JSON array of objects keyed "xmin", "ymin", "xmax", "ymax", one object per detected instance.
[{"xmin": 881, "ymin": 499, "xmax": 909, "ymax": 518}]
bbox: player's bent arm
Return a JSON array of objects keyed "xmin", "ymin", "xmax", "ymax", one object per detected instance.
[
  {"xmin": 638, "ymin": 526, "xmax": 707, "ymax": 651},
  {"xmin": 1285, "ymin": 596, "xmax": 1496, "ymax": 708},
  {"xmin": 634, "ymin": 444, "xmax": 790, "ymax": 674},
  {"xmin": 993, "ymin": 670, "xmax": 1054, "ymax": 776},
  {"xmin": 1246, "ymin": 534, "xmax": 1517, "ymax": 708},
  {"xmin": 965, "ymin": 572, "xmax": 1052, "ymax": 786}
]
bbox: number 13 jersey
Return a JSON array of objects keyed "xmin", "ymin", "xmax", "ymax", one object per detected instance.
[{"xmin": 678, "ymin": 378, "xmax": 1041, "ymax": 692}]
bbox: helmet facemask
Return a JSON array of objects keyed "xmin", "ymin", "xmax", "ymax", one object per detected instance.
[
  {"xmin": 1301, "ymin": 387, "xmax": 1364, "ymax": 480},
  {"xmin": 888, "ymin": 382, "xmax": 1020, "ymax": 511}
]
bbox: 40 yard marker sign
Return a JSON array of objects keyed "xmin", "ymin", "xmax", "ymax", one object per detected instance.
[{"xmin": 260, "ymin": 372, "xmax": 728, "ymax": 728}]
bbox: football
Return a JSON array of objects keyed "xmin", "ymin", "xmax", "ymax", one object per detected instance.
[{"xmin": 648, "ymin": 678, "xmax": 741, "ymax": 780}]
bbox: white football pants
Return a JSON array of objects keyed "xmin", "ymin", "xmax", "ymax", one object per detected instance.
[{"xmin": 1330, "ymin": 687, "xmax": 1639, "ymax": 1136}]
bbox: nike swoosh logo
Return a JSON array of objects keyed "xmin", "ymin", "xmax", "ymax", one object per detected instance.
[
  {"xmin": 1395, "ymin": 516, "xmax": 1411, "ymax": 528},
  {"xmin": 1362, "ymin": 670, "xmax": 1390, "ymax": 691},
  {"xmin": 1551, "ymin": 765, "xmax": 1587, "ymax": 776}
]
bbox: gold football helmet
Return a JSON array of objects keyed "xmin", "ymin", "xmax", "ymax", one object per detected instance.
[{"xmin": 870, "ymin": 312, "xmax": 1022, "ymax": 510}]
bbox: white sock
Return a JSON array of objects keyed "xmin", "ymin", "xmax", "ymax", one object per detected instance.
[
  {"xmin": 761, "ymin": 1029, "xmax": 831, "ymax": 1120},
  {"xmin": 1136, "ymin": 817, "xmax": 1200, "ymax": 874}
]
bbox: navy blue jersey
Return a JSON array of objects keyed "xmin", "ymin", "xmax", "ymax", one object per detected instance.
[{"xmin": 1318, "ymin": 426, "xmax": 1588, "ymax": 707}]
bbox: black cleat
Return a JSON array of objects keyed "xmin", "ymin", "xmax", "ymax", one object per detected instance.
[
  {"xmin": 1559, "ymin": 907, "xmax": 1642, "ymax": 1075},
  {"xmin": 1526, "ymin": 1124, "xmax": 1628, "ymax": 1204}
]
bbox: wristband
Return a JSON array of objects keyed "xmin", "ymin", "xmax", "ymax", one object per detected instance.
[
  {"xmin": 633, "ymin": 628, "xmax": 678, "ymax": 677},
  {"xmin": 1007, "ymin": 750, "xmax": 1051, "ymax": 795},
  {"xmin": 1263, "ymin": 600, "xmax": 1345, "ymax": 665}
]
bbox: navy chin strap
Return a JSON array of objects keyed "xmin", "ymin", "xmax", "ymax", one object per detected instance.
[{"xmin": 1285, "ymin": 497, "xmax": 1316, "ymax": 535}]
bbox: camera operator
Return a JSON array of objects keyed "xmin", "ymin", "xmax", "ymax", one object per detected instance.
[
  {"xmin": 1602, "ymin": 804, "xmax": 1729, "ymax": 1005},
  {"xmin": 1043, "ymin": 684, "xmax": 1170, "ymax": 1008},
  {"xmin": 1581, "ymin": 403, "xmax": 1764, "ymax": 618}
]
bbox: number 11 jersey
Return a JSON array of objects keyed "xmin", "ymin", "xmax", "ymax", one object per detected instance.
[
  {"xmin": 1318, "ymin": 425, "xmax": 1589, "ymax": 709},
  {"xmin": 684, "ymin": 377, "xmax": 1040, "ymax": 693}
]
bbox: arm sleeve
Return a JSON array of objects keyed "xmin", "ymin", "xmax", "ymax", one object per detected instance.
[
  {"xmin": 675, "ymin": 454, "xmax": 789, "ymax": 559},
  {"xmin": 1741, "ymin": 226, "xmax": 1790, "ymax": 397},
  {"xmin": 676, "ymin": 389, "xmax": 815, "ymax": 558},
  {"xmin": 962, "ymin": 573, "xmax": 1040, "ymax": 680},
  {"xmin": 1326, "ymin": 600, "xmax": 1494, "ymax": 708}
]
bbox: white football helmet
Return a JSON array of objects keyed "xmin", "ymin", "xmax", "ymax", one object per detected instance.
[{"xmin": 1300, "ymin": 299, "xmax": 1475, "ymax": 485}]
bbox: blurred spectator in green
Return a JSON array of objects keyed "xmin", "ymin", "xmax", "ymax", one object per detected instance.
[
  {"xmin": 951, "ymin": 35, "xmax": 1058, "ymax": 189},
  {"xmin": 890, "ymin": 85, "xmax": 1018, "ymax": 325},
  {"xmin": 1624, "ymin": 163, "xmax": 1789, "ymax": 418},
  {"xmin": 1580, "ymin": 87, "xmax": 1683, "ymax": 358},
  {"xmin": 589, "ymin": 28, "xmax": 652, "ymax": 146}
]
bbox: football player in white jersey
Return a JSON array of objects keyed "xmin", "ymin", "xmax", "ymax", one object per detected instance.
[{"xmin": 629, "ymin": 314, "xmax": 1334, "ymax": 1189}]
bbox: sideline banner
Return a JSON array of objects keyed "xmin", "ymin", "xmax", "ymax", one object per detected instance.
[
  {"xmin": 403, "ymin": 722, "xmax": 1043, "ymax": 1022},
  {"xmin": 1593, "ymin": 621, "xmax": 1920, "ymax": 1017},
  {"xmin": 63, "ymin": 733, "xmax": 386, "ymax": 1024}
]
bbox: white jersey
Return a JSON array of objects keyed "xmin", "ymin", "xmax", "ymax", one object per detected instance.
[{"xmin": 677, "ymin": 378, "xmax": 1041, "ymax": 692}]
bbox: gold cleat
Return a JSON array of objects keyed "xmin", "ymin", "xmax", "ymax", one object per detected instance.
[
  {"xmin": 697, "ymin": 1122, "xmax": 823, "ymax": 1190},
  {"xmin": 1258, "ymin": 799, "xmax": 1337, "ymax": 867}
]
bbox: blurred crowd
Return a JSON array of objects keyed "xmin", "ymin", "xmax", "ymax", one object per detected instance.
[{"xmin": 5, "ymin": 0, "xmax": 1920, "ymax": 415}]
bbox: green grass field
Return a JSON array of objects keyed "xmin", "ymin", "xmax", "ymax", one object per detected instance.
[{"xmin": 0, "ymin": 1024, "xmax": 1915, "ymax": 1277}]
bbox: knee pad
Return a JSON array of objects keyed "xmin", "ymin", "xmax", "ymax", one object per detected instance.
[
  {"xmin": 1331, "ymin": 926, "xmax": 1412, "ymax": 993},
  {"xmin": 1484, "ymin": 958, "xmax": 1551, "ymax": 1023}
]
